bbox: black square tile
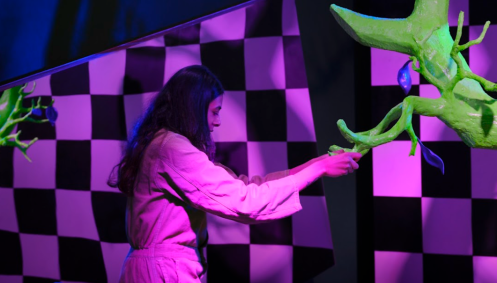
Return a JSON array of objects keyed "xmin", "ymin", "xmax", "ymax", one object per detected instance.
[
  {"xmin": 18, "ymin": 96, "xmax": 56, "ymax": 141},
  {"xmin": 423, "ymin": 254, "xmax": 473, "ymax": 283},
  {"xmin": 245, "ymin": 0, "xmax": 282, "ymax": 38},
  {"xmin": 293, "ymin": 246, "xmax": 335, "ymax": 283},
  {"xmin": 51, "ymin": 63, "xmax": 90, "ymax": 95},
  {"xmin": 56, "ymin": 140, "xmax": 91, "ymax": 190},
  {"xmin": 123, "ymin": 47, "xmax": 165, "ymax": 94},
  {"xmin": 421, "ymin": 141, "xmax": 471, "ymax": 198},
  {"xmin": 200, "ymin": 40, "xmax": 245, "ymax": 91},
  {"xmin": 91, "ymin": 95, "xmax": 127, "ymax": 140},
  {"xmin": 0, "ymin": 230, "xmax": 22, "ymax": 275},
  {"xmin": 207, "ymin": 244, "xmax": 249, "ymax": 283},
  {"xmin": 164, "ymin": 23, "xmax": 200, "ymax": 46},
  {"xmin": 0, "ymin": 146, "xmax": 13, "ymax": 187},
  {"xmin": 370, "ymin": 85, "xmax": 420, "ymax": 141},
  {"xmin": 283, "ymin": 36, "xmax": 308, "ymax": 89},
  {"xmin": 368, "ymin": 0, "xmax": 413, "ymax": 19},
  {"xmin": 247, "ymin": 90, "xmax": 286, "ymax": 141},
  {"xmin": 92, "ymin": 191, "xmax": 127, "ymax": 243},
  {"xmin": 250, "ymin": 216, "xmax": 292, "ymax": 245},
  {"xmin": 469, "ymin": 0, "xmax": 497, "ymax": 26},
  {"xmin": 374, "ymin": 196, "xmax": 422, "ymax": 252},
  {"xmin": 287, "ymin": 142, "xmax": 324, "ymax": 196},
  {"xmin": 214, "ymin": 142, "xmax": 248, "ymax": 177},
  {"xmin": 59, "ymin": 236, "xmax": 106, "ymax": 282},
  {"xmin": 472, "ymin": 199, "xmax": 497, "ymax": 256},
  {"xmin": 14, "ymin": 189, "xmax": 56, "ymax": 235}
]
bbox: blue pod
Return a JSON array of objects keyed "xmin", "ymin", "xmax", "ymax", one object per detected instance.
[
  {"xmin": 419, "ymin": 140, "xmax": 444, "ymax": 174},
  {"xmin": 397, "ymin": 60, "xmax": 412, "ymax": 95}
]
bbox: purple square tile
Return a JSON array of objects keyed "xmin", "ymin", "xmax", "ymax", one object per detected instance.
[
  {"xmin": 419, "ymin": 84, "xmax": 460, "ymax": 141},
  {"xmin": 206, "ymin": 213, "xmax": 250, "ymax": 244},
  {"xmin": 123, "ymin": 92, "xmax": 156, "ymax": 136},
  {"xmin": 164, "ymin": 44, "xmax": 201, "ymax": 83},
  {"xmin": 199, "ymin": 8, "xmax": 246, "ymax": 43},
  {"xmin": 100, "ymin": 242, "xmax": 130, "ymax": 283},
  {"xmin": 250, "ymin": 244, "xmax": 292, "ymax": 283},
  {"xmin": 56, "ymin": 190, "xmax": 99, "ymax": 240},
  {"xmin": 375, "ymin": 251, "xmax": 423, "ymax": 283},
  {"xmin": 0, "ymin": 275, "xmax": 22, "ymax": 283},
  {"xmin": 469, "ymin": 25, "xmax": 497, "ymax": 83},
  {"xmin": 448, "ymin": 0, "xmax": 469, "ymax": 27},
  {"xmin": 422, "ymin": 197, "xmax": 472, "ymax": 255},
  {"xmin": 130, "ymin": 36, "xmax": 165, "ymax": 48},
  {"xmin": 292, "ymin": 196, "xmax": 333, "ymax": 249},
  {"xmin": 371, "ymin": 48, "xmax": 419, "ymax": 86},
  {"xmin": 211, "ymin": 91, "xmax": 247, "ymax": 142},
  {"xmin": 123, "ymin": 94, "xmax": 143, "ymax": 135},
  {"xmin": 282, "ymin": 0, "xmax": 299, "ymax": 36},
  {"xmin": 54, "ymin": 95, "xmax": 92, "ymax": 140},
  {"xmin": 0, "ymin": 189, "xmax": 18, "ymax": 232},
  {"xmin": 20, "ymin": 233, "xmax": 59, "ymax": 279},
  {"xmin": 373, "ymin": 141, "xmax": 422, "ymax": 197},
  {"xmin": 471, "ymin": 148, "xmax": 497, "ymax": 199},
  {"xmin": 473, "ymin": 256, "xmax": 497, "ymax": 283},
  {"xmin": 30, "ymin": 76, "xmax": 51, "ymax": 97},
  {"xmin": 91, "ymin": 140, "xmax": 126, "ymax": 192},
  {"xmin": 14, "ymin": 140, "xmax": 55, "ymax": 189},
  {"xmin": 286, "ymin": 88, "xmax": 316, "ymax": 142},
  {"xmin": 247, "ymin": 141, "xmax": 287, "ymax": 177},
  {"xmin": 245, "ymin": 37, "xmax": 286, "ymax": 90},
  {"xmin": 89, "ymin": 50, "xmax": 126, "ymax": 95}
]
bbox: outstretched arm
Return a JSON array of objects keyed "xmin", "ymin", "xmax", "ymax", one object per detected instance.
[{"xmin": 290, "ymin": 151, "xmax": 362, "ymax": 190}]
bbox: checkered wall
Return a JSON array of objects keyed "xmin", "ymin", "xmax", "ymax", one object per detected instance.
[
  {"xmin": 367, "ymin": 0, "xmax": 497, "ymax": 282},
  {"xmin": 0, "ymin": 0, "xmax": 335, "ymax": 282}
]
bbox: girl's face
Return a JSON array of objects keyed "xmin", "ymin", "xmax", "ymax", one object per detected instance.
[{"xmin": 207, "ymin": 94, "xmax": 223, "ymax": 132}]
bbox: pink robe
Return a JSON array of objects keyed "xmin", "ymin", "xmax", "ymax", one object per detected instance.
[{"xmin": 119, "ymin": 130, "xmax": 303, "ymax": 282}]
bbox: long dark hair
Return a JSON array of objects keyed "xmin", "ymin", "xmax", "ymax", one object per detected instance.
[{"xmin": 109, "ymin": 65, "xmax": 224, "ymax": 196}]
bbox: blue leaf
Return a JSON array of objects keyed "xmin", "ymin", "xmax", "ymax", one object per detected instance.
[
  {"xmin": 419, "ymin": 140, "xmax": 444, "ymax": 174},
  {"xmin": 32, "ymin": 108, "xmax": 42, "ymax": 116},
  {"xmin": 397, "ymin": 60, "xmax": 412, "ymax": 95},
  {"xmin": 46, "ymin": 106, "xmax": 58, "ymax": 126}
]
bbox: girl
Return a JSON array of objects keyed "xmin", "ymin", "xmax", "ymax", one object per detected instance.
[{"xmin": 110, "ymin": 65, "xmax": 361, "ymax": 282}]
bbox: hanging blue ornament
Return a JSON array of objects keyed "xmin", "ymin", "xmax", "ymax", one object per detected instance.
[
  {"xmin": 31, "ymin": 108, "xmax": 42, "ymax": 116},
  {"xmin": 397, "ymin": 60, "xmax": 412, "ymax": 95},
  {"xmin": 46, "ymin": 106, "xmax": 58, "ymax": 126},
  {"xmin": 418, "ymin": 140, "xmax": 444, "ymax": 174}
]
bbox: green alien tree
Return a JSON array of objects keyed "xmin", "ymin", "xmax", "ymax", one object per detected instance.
[
  {"xmin": 328, "ymin": 0, "xmax": 497, "ymax": 170},
  {"xmin": 0, "ymin": 83, "xmax": 57, "ymax": 161}
]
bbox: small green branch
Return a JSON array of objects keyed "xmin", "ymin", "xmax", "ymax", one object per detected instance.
[
  {"xmin": 449, "ymin": 11, "xmax": 497, "ymax": 93},
  {"xmin": 0, "ymin": 131, "xmax": 38, "ymax": 162},
  {"xmin": 406, "ymin": 123, "xmax": 418, "ymax": 156},
  {"xmin": 0, "ymin": 81, "xmax": 56, "ymax": 161},
  {"xmin": 410, "ymin": 56, "xmax": 443, "ymax": 91}
]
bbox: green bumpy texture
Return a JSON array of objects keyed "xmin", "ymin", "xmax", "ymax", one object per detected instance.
[
  {"xmin": 0, "ymin": 83, "xmax": 53, "ymax": 161},
  {"xmin": 328, "ymin": 0, "xmax": 497, "ymax": 156}
]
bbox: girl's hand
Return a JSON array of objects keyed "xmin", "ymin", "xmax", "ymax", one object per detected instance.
[{"xmin": 320, "ymin": 151, "xmax": 362, "ymax": 177}]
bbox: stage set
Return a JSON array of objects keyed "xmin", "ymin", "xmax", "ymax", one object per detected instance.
[{"xmin": 1, "ymin": 0, "xmax": 497, "ymax": 282}]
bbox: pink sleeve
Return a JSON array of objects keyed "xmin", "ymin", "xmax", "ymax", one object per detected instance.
[
  {"xmin": 154, "ymin": 134, "xmax": 302, "ymax": 224},
  {"xmin": 214, "ymin": 163, "xmax": 289, "ymax": 185}
]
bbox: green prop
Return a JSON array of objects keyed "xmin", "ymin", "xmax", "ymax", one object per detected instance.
[
  {"xmin": 0, "ymin": 83, "xmax": 56, "ymax": 161},
  {"xmin": 328, "ymin": 0, "xmax": 497, "ymax": 160}
]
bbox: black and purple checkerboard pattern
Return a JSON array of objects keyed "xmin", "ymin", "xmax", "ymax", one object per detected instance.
[
  {"xmin": 366, "ymin": 0, "xmax": 497, "ymax": 282},
  {"xmin": 0, "ymin": 0, "xmax": 334, "ymax": 282}
]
